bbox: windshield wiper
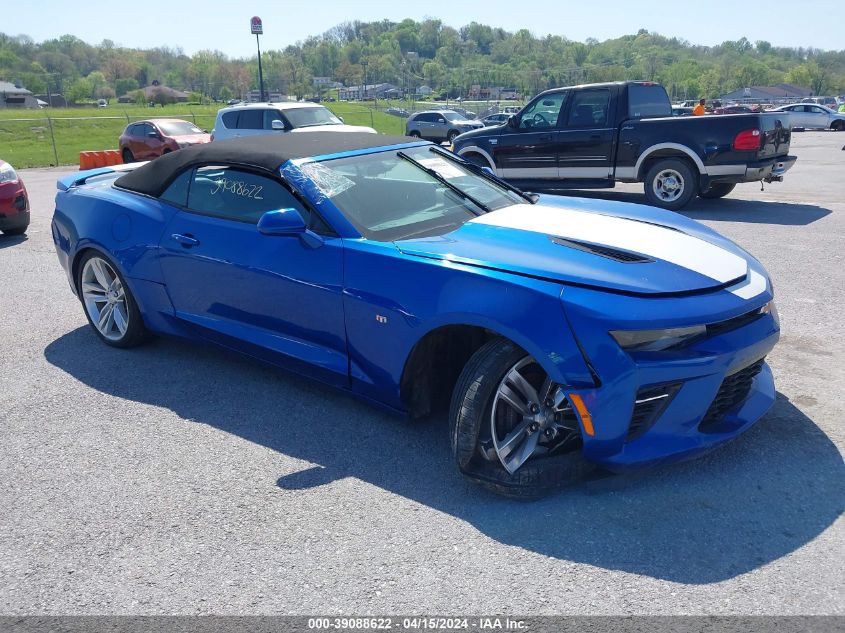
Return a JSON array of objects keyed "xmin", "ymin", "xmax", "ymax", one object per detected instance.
[
  {"xmin": 396, "ymin": 151, "xmax": 490, "ymax": 214},
  {"xmin": 428, "ymin": 146, "xmax": 538, "ymax": 204}
]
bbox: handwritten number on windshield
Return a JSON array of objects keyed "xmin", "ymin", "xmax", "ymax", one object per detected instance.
[{"xmin": 211, "ymin": 178, "xmax": 264, "ymax": 200}]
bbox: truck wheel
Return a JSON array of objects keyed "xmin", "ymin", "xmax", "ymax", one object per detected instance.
[
  {"xmin": 449, "ymin": 338, "xmax": 594, "ymax": 498},
  {"xmin": 644, "ymin": 159, "xmax": 697, "ymax": 211},
  {"xmin": 699, "ymin": 183, "xmax": 736, "ymax": 199},
  {"xmin": 463, "ymin": 152, "xmax": 493, "ymax": 169}
]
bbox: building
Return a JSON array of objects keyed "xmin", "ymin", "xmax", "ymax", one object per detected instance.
[
  {"xmin": 415, "ymin": 85, "xmax": 433, "ymax": 97},
  {"xmin": 117, "ymin": 85, "xmax": 189, "ymax": 104},
  {"xmin": 245, "ymin": 89, "xmax": 286, "ymax": 102},
  {"xmin": 0, "ymin": 81, "xmax": 39, "ymax": 109},
  {"xmin": 721, "ymin": 84, "xmax": 812, "ymax": 104},
  {"xmin": 313, "ymin": 77, "xmax": 343, "ymax": 90},
  {"xmin": 339, "ymin": 83, "xmax": 401, "ymax": 100}
]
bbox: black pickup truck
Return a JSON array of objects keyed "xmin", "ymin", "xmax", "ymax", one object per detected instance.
[{"xmin": 451, "ymin": 81, "xmax": 796, "ymax": 210}]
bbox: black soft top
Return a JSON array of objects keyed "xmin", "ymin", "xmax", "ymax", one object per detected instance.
[{"xmin": 114, "ymin": 132, "xmax": 415, "ymax": 197}]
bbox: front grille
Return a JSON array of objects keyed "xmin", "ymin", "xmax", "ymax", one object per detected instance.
[
  {"xmin": 698, "ymin": 358, "xmax": 765, "ymax": 432},
  {"xmin": 706, "ymin": 307, "xmax": 764, "ymax": 338},
  {"xmin": 627, "ymin": 383, "xmax": 680, "ymax": 441}
]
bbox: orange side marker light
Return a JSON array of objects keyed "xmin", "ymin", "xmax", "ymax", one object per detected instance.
[{"xmin": 568, "ymin": 393, "xmax": 595, "ymax": 437}]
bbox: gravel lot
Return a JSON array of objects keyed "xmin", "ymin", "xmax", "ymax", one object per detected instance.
[{"xmin": 1, "ymin": 132, "xmax": 843, "ymax": 615}]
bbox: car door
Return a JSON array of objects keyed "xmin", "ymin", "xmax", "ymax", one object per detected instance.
[
  {"xmin": 807, "ymin": 105, "xmax": 830, "ymax": 129},
  {"xmin": 156, "ymin": 165, "xmax": 348, "ymax": 386},
  {"xmin": 235, "ymin": 109, "xmax": 265, "ymax": 138},
  {"xmin": 493, "ymin": 91, "xmax": 568, "ymax": 180},
  {"xmin": 126, "ymin": 124, "xmax": 145, "ymax": 158},
  {"xmin": 557, "ymin": 88, "xmax": 615, "ymax": 181}
]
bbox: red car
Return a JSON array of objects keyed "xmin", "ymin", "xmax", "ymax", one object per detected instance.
[
  {"xmin": 0, "ymin": 159, "xmax": 29, "ymax": 236},
  {"xmin": 119, "ymin": 118, "xmax": 211, "ymax": 163}
]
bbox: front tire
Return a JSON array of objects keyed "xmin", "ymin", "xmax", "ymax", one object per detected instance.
[
  {"xmin": 447, "ymin": 130, "xmax": 461, "ymax": 142},
  {"xmin": 76, "ymin": 251, "xmax": 148, "ymax": 348},
  {"xmin": 699, "ymin": 183, "xmax": 736, "ymax": 199},
  {"xmin": 643, "ymin": 158, "xmax": 697, "ymax": 210},
  {"xmin": 408, "ymin": 130, "xmax": 421, "ymax": 138},
  {"xmin": 121, "ymin": 148, "xmax": 134, "ymax": 164},
  {"xmin": 449, "ymin": 338, "xmax": 593, "ymax": 498},
  {"xmin": 832, "ymin": 121, "xmax": 845, "ymax": 131}
]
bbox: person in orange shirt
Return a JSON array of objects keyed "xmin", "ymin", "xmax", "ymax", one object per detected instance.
[{"xmin": 693, "ymin": 98, "xmax": 706, "ymax": 116}]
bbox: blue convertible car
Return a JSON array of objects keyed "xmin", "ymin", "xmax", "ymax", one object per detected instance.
[{"xmin": 52, "ymin": 133, "xmax": 779, "ymax": 496}]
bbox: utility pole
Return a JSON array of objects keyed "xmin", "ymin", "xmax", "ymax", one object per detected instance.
[{"xmin": 251, "ymin": 17, "xmax": 266, "ymax": 101}]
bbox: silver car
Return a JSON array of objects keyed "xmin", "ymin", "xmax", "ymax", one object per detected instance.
[
  {"xmin": 405, "ymin": 110, "xmax": 484, "ymax": 142},
  {"xmin": 770, "ymin": 104, "xmax": 845, "ymax": 131}
]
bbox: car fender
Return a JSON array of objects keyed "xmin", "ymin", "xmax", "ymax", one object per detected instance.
[
  {"xmin": 634, "ymin": 142, "xmax": 706, "ymax": 177},
  {"xmin": 455, "ymin": 145, "xmax": 497, "ymax": 171}
]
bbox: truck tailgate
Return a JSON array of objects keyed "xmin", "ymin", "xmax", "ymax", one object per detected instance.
[{"xmin": 758, "ymin": 112, "xmax": 791, "ymax": 159}]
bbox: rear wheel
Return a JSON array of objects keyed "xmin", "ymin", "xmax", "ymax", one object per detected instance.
[
  {"xmin": 643, "ymin": 158, "xmax": 697, "ymax": 210},
  {"xmin": 121, "ymin": 148, "xmax": 134, "ymax": 163},
  {"xmin": 408, "ymin": 130, "xmax": 421, "ymax": 138},
  {"xmin": 699, "ymin": 183, "xmax": 736, "ymax": 199},
  {"xmin": 77, "ymin": 252, "xmax": 148, "ymax": 348},
  {"xmin": 450, "ymin": 338, "xmax": 593, "ymax": 498}
]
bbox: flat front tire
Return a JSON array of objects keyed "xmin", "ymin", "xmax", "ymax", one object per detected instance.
[
  {"xmin": 643, "ymin": 158, "xmax": 697, "ymax": 210},
  {"xmin": 76, "ymin": 251, "xmax": 148, "ymax": 348},
  {"xmin": 449, "ymin": 338, "xmax": 593, "ymax": 498}
]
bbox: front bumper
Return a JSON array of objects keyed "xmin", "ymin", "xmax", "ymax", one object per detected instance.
[
  {"xmin": 561, "ymin": 283, "xmax": 779, "ymax": 470},
  {"xmin": 0, "ymin": 210, "xmax": 30, "ymax": 231}
]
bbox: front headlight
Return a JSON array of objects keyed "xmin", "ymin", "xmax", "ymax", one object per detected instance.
[
  {"xmin": 0, "ymin": 163, "xmax": 18, "ymax": 184},
  {"xmin": 610, "ymin": 324, "xmax": 706, "ymax": 351},
  {"xmin": 760, "ymin": 300, "xmax": 779, "ymax": 328}
]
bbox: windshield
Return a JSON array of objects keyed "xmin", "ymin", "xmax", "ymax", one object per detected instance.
[
  {"xmin": 157, "ymin": 121, "xmax": 204, "ymax": 136},
  {"xmin": 442, "ymin": 111, "xmax": 465, "ymax": 122},
  {"xmin": 285, "ymin": 106, "xmax": 343, "ymax": 128},
  {"xmin": 299, "ymin": 145, "xmax": 526, "ymax": 241}
]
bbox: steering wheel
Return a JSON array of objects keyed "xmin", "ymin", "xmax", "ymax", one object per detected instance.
[{"xmin": 532, "ymin": 113, "xmax": 549, "ymax": 127}]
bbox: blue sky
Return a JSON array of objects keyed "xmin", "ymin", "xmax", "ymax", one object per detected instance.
[{"xmin": 9, "ymin": 0, "xmax": 844, "ymax": 56}]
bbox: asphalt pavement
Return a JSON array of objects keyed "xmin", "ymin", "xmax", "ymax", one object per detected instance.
[{"xmin": 0, "ymin": 131, "xmax": 843, "ymax": 615}]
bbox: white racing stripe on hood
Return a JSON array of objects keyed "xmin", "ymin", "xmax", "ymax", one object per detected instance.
[{"xmin": 470, "ymin": 204, "xmax": 747, "ymax": 283}]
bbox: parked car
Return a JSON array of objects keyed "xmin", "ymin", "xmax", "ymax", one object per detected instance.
[
  {"xmin": 0, "ymin": 159, "xmax": 29, "ymax": 236},
  {"xmin": 97, "ymin": 99, "xmax": 108, "ymax": 108},
  {"xmin": 481, "ymin": 113, "xmax": 511, "ymax": 126},
  {"xmin": 405, "ymin": 110, "xmax": 484, "ymax": 142},
  {"xmin": 768, "ymin": 104, "xmax": 845, "ymax": 131},
  {"xmin": 452, "ymin": 81, "xmax": 796, "ymax": 210},
  {"xmin": 386, "ymin": 107, "xmax": 410, "ymax": 118},
  {"xmin": 450, "ymin": 107, "xmax": 477, "ymax": 120},
  {"xmin": 52, "ymin": 132, "xmax": 780, "ymax": 496},
  {"xmin": 119, "ymin": 119, "xmax": 211, "ymax": 163},
  {"xmin": 714, "ymin": 105, "xmax": 754, "ymax": 115},
  {"xmin": 211, "ymin": 102, "xmax": 376, "ymax": 141}
]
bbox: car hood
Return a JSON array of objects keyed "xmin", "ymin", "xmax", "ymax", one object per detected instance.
[
  {"xmin": 292, "ymin": 124, "xmax": 377, "ymax": 134},
  {"xmin": 173, "ymin": 134, "xmax": 211, "ymax": 144},
  {"xmin": 395, "ymin": 197, "xmax": 757, "ymax": 296}
]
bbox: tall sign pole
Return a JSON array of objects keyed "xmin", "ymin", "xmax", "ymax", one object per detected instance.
[{"xmin": 251, "ymin": 16, "xmax": 265, "ymax": 102}]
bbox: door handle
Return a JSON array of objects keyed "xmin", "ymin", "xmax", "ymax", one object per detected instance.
[
  {"xmin": 538, "ymin": 134, "xmax": 552, "ymax": 141},
  {"xmin": 171, "ymin": 233, "xmax": 199, "ymax": 247}
]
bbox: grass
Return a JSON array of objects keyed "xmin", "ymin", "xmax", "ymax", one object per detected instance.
[{"xmin": 0, "ymin": 102, "xmax": 407, "ymax": 168}]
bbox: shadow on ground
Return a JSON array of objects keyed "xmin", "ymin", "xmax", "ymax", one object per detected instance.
[
  {"xmin": 559, "ymin": 191, "xmax": 831, "ymax": 226},
  {"xmin": 45, "ymin": 327, "xmax": 844, "ymax": 585},
  {"xmin": 0, "ymin": 234, "xmax": 28, "ymax": 249}
]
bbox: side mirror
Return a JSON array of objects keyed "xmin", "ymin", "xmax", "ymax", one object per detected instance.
[
  {"xmin": 258, "ymin": 208, "xmax": 306, "ymax": 236},
  {"xmin": 338, "ymin": 116, "xmax": 344, "ymax": 123},
  {"xmin": 507, "ymin": 115, "xmax": 518, "ymax": 128},
  {"xmin": 271, "ymin": 119, "xmax": 285, "ymax": 130}
]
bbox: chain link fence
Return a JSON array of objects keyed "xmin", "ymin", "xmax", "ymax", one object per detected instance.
[{"xmin": 0, "ymin": 107, "xmax": 406, "ymax": 168}]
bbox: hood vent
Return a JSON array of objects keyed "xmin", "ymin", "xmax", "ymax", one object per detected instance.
[{"xmin": 549, "ymin": 236, "xmax": 653, "ymax": 263}]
